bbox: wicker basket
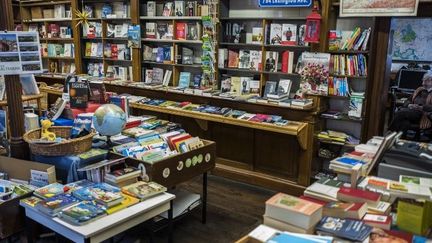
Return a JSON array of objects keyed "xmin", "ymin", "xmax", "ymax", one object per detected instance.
[{"xmin": 23, "ymin": 126, "xmax": 95, "ymax": 156}]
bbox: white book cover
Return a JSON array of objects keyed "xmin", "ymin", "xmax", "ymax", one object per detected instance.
[
  {"xmin": 146, "ymin": 22, "xmax": 156, "ymax": 38},
  {"xmin": 252, "ymin": 27, "xmax": 263, "ymax": 44},
  {"xmin": 218, "ymin": 48, "xmax": 228, "ymax": 68},
  {"xmin": 54, "ymin": 4, "xmax": 65, "ymax": 18},
  {"xmin": 240, "ymin": 77, "xmax": 252, "ymax": 95},
  {"xmin": 129, "ymin": 66, "xmax": 133, "ymax": 80},
  {"xmin": 90, "ymin": 43, "xmax": 98, "ymax": 57},
  {"xmin": 265, "ymin": 51, "xmax": 279, "ymax": 72},
  {"xmin": 118, "ymin": 67, "xmax": 128, "ymax": 80},
  {"xmin": 238, "ymin": 50, "xmax": 250, "ymax": 69},
  {"xmin": 277, "ymin": 79, "xmax": 292, "ymax": 96},
  {"xmin": 269, "ymin": 23, "xmax": 282, "ymax": 45},
  {"xmin": 63, "ymin": 44, "xmax": 72, "ymax": 57},
  {"xmin": 281, "ymin": 24, "xmax": 297, "ymax": 45},
  {"xmin": 174, "ymin": 1, "xmax": 185, "ymax": 16},
  {"xmin": 249, "ymin": 50, "xmax": 262, "ymax": 71},
  {"xmin": 145, "ymin": 69, "xmax": 153, "ymax": 83},
  {"xmin": 117, "ymin": 44, "xmax": 126, "ymax": 60},
  {"xmin": 121, "ymin": 23, "xmax": 129, "ymax": 37},
  {"xmin": 249, "ymin": 80, "xmax": 260, "ymax": 94},
  {"xmin": 147, "ymin": 1, "xmax": 156, "ymax": 16},
  {"xmin": 163, "ymin": 70, "xmax": 172, "ymax": 86},
  {"xmin": 114, "ymin": 25, "xmax": 123, "ymax": 38}
]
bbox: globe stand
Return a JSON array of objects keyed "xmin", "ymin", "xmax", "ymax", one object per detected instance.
[{"xmin": 97, "ymin": 135, "xmax": 114, "ymax": 150}]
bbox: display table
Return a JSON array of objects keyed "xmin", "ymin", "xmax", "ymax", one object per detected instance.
[{"xmin": 21, "ymin": 193, "xmax": 175, "ymax": 243}]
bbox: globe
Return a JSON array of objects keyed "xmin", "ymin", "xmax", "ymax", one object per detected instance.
[{"xmin": 92, "ymin": 104, "xmax": 127, "ymax": 136}]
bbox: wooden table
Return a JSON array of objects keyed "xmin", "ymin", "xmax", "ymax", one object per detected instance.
[{"xmin": 21, "ymin": 193, "xmax": 175, "ymax": 243}]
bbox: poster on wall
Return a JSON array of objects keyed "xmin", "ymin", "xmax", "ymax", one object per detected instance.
[
  {"xmin": 0, "ymin": 31, "xmax": 43, "ymax": 76},
  {"xmin": 340, "ymin": 0, "xmax": 419, "ymax": 17},
  {"xmin": 391, "ymin": 18, "xmax": 432, "ymax": 62},
  {"xmin": 258, "ymin": 0, "xmax": 312, "ymax": 8}
]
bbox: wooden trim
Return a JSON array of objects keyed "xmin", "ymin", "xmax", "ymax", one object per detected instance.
[{"xmin": 71, "ymin": 0, "xmax": 83, "ymax": 74}]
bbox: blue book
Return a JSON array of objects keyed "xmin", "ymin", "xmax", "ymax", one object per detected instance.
[
  {"xmin": 334, "ymin": 157, "xmax": 364, "ymax": 165},
  {"xmin": 60, "ymin": 201, "xmax": 106, "ymax": 225},
  {"xmin": 163, "ymin": 47, "xmax": 171, "ymax": 61},
  {"xmin": 178, "ymin": 72, "xmax": 191, "ymax": 88},
  {"xmin": 156, "ymin": 47, "xmax": 164, "ymax": 63},
  {"xmin": 36, "ymin": 193, "xmax": 79, "ymax": 216},
  {"xmin": 73, "ymin": 183, "xmax": 122, "ymax": 207},
  {"xmin": 315, "ymin": 216, "xmax": 372, "ymax": 242},
  {"xmin": 268, "ymin": 232, "xmax": 325, "ymax": 243}
]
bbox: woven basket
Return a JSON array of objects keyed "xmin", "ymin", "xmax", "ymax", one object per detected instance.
[{"xmin": 23, "ymin": 126, "xmax": 95, "ymax": 156}]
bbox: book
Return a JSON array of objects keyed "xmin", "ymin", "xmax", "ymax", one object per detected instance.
[
  {"xmin": 263, "ymin": 81, "xmax": 277, "ymax": 98},
  {"xmin": 252, "ymin": 27, "xmax": 263, "ymax": 44},
  {"xmin": 176, "ymin": 22, "xmax": 186, "ymax": 40},
  {"xmin": 20, "ymin": 75, "xmax": 39, "ymax": 95},
  {"xmin": 265, "ymin": 193, "xmax": 323, "ymax": 229},
  {"xmin": 337, "ymin": 187, "xmax": 381, "ymax": 207},
  {"xmin": 263, "ymin": 215, "xmax": 315, "ymax": 234},
  {"xmin": 396, "ymin": 199, "xmax": 432, "ymax": 235},
  {"xmin": 267, "ymin": 232, "xmax": 332, "ymax": 243},
  {"xmin": 281, "ymin": 51, "xmax": 294, "ymax": 73},
  {"xmin": 73, "ymin": 183, "xmax": 123, "ymax": 208},
  {"xmin": 249, "ymin": 50, "xmax": 262, "ymax": 71},
  {"xmin": 0, "ymin": 77, "xmax": 4, "ymax": 100},
  {"xmin": 20, "ymin": 196, "xmax": 43, "ymax": 208},
  {"xmin": 46, "ymin": 97, "xmax": 66, "ymax": 120},
  {"xmin": 34, "ymin": 182, "xmax": 65, "ymax": 199},
  {"xmin": 187, "ymin": 23, "xmax": 200, "ymax": 40},
  {"xmin": 399, "ymin": 175, "xmax": 432, "ymax": 187},
  {"xmin": 281, "ymin": 24, "xmax": 297, "ymax": 45},
  {"xmin": 315, "ymin": 216, "xmax": 373, "ymax": 242},
  {"xmin": 268, "ymin": 79, "xmax": 291, "ymax": 100},
  {"xmin": 174, "ymin": 1, "xmax": 185, "ymax": 16},
  {"xmin": 163, "ymin": 2, "xmax": 174, "ymax": 16},
  {"xmin": 37, "ymin": 193, "xmax": 79, "ymax": 216},
  {"xmin": 323, "ymin": 202, "xmax": 367, "ymax": 219},
  {"xmin": 238, "ymin": 50, "xmax": 250, "ymax": 69},
  {"xmin": 60, "ymin": 201, "xmax": 106, "ymax": 225},
  {"xmin": 145, "ymin": 22, "xmax": 156, "ymax": 39},
  {"xmin": 70, "ymin": 113, "xmax": 92, "ymax": 139},
  {"xmin": 147, "ymin": 1, "xmax": 156, "ymax": 16},
  {"xmin": 178, "ymin": 72, "xmax": 191, "ymax": 88},
  {"xmin": 230, "ymin": 76, "xmax": 242, "ymax": 96},
  {"xmin": 228, "ymin": 50, "xmax": 239, "ymax": 68},
  {"xmin": 105, "ymin": 193, "xmax": 139, "ymax": 214},
  {"xmin": 304, "ymin": 177, "xmax": 344, "ymax": 202},
  {"xmin": 121, "ymin": 181, "xmax": 167, "ymax": 200},
  {"xmin": 104, "ymin": 167, "xmax": 141, "ymax": 182},
  {"xmin": 265, "ymin": 51, "xmax": 278, "ymax": 72},
  {"xmin": 69, "ymin": 81, "xmax": 89, "ymax": 108},
  {"xmin": 362, "ymin": 213, "xmax": 391, "ymax": 230},
  {"xmin": 269, "ymin": 23, "xmax": 282, "ymax": 45}
]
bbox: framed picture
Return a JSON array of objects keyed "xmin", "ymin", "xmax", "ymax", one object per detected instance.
[{"xmin": 340, "ymin": 0, "xmax": 420, "ymax": 17}]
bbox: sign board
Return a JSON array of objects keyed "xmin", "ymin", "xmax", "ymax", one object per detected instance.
[
  {"xmin": 0, "ymin": 31, "xmax": 43, "ymax": 75},
  {"xmin": 259, "ymin": 0, "xmax": 312, "ymax": 7},
  {"xmin": 340, "ymin": 0, "xmax": 419, "ymax": 17}
]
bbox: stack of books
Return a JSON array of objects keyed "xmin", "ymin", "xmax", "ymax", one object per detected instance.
[
  {"xmin": 328, "ymin": 27, "xmax": 371, "ymax": 51},
  {"xmin": 264, "ymin": 193, "xmax": 323, "ymax": 234},
  {"xmin": 315, "ymin": 216, "xmax": 372, "ymax": 242},
  {"xmin": 104, "ymin": 167, "xmax": 141, "ymax": 187}
]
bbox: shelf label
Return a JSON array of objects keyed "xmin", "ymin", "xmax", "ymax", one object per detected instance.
[{"xmin": 258, "ymin": 0, "xmax": 312, "ymax": 7}]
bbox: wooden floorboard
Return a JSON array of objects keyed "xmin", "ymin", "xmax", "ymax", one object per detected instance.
[{"xmin": 2, "ymin": 175, "xmax": 276, "ymax": 243}]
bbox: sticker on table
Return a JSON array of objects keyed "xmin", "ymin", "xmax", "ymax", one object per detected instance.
[
  {"xmin": 138, "ymin": 163, "xmax": 149, "ymax": 181},
  {"xmin": 177, "ymin": 161, "xmax": 184, "ymax": 171},
  {"xmin": 162, "ymin": 168, "xmax": 170, "ymax": 178},
  {"xmin": 205, "ymin": 153, "xmax": 211, "ymax": 162},
  {"xmin": 197, "ymin": 154, "xmax": 203, "ymax": 163},
  {"xmin": 192, "ymin": 156, "xmax": 198, "ymax": 166},
  {"xmin": 185, "ymin": 158, "xmax": 192, "ymax": 168}
]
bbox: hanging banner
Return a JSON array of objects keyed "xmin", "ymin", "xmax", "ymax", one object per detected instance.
[
  {"xmin": 0, "ymin": 31, "xmax": 43, "ymax": 76},
  {"xmin": 259, "ymin": 0, "xmax": 312, "ymax": 8},
  {"xmin": 340, "ymin": 0, "xmax": 419, "ymax": 17}
]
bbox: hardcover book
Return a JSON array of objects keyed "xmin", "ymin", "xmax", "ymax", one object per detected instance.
[
  {"xmin": 323, "ymin": 201, "xmax": 367, "ymax": 219},
  {"xmin": 34, "ymin": 182, "xmax": 65, "ymax": 199},
  {"xmin": 105, "ymin": 193, "xmax": 139, "ymax": 214},
  {"xmin": 281, "ymin": 24, "xmax": 297, "ymax": 45},
  {"xmin": 36, "ymin": 193, "xmax": 79, "ymax": 216},
  {"xmin": 337, "ymin": 187, "xmax": 381, "ymax": 207},
  {"xmin": 252, "ymin": 27, "xmax": 263, "ymax": 44},
  {"xmin": 228, "ymin": 50, "xmax": 239, "ymax": 68},
  {"xmin": 265, "ymin": 51, "xmax": 279, "ymax": 72},
  {"xmin": 145, "ymin": 22, "xmax": 156, "ymax": 39},
  {"xmin": 60, "ymin": 201, "xmax": 106, "ymax": 225},
  {"xmin": 69, "ymin": 81, "xmax": 89, "ymax": 108},
  {"xmin": 121, "ymin": 181, "xmax": 167, "ymax": 200},
  {"xmin": 315, "ymin": 216, "xmax": 372, "ymax": 242},
  {"xmin": 269, "ymin": 23, "xmax": 282, "ymax": 45},
  {"xmin": 72, "ymin": 183, "xmax": 123, "ymax": 208},
  {"xmin": 174, "ymin": 1, "xmax": 185, "ymax": 16},
  {"xmin": 178, "ymin": 72, "xmax": 191, "ymax": 88},
  {"xmin": 147, "ymin": 1, "xmax": 156, "ymax": 16},
  {"xmin": 162, "ymin": 2, "xmax": 174, "ymax": 16},
  {"xmin": 176, "ymin": 22, "xmax": 187, "ymax": 40},
  {"xmin": 263, "ymin": 81, "xmax": 277, "ymax": 98},
  {"xmin": 152, "ymin": 67, "xmax": 164, "ymax": 84},
  {"xmin": 230, "ymin": 76, "xmax": 242, "ymax": 96},
  {"xmin": 249, "ymin": 50, "xmax": 262, "ymax": 71}
]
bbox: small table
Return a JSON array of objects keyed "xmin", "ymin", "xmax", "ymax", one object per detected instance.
[{"xmin": 21, "ymin": 193, "xmax": 175, "ymax": 243}]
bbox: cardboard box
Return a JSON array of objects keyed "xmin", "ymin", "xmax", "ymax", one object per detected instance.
[
  {"xmin": 0, "ymin": 156, "xmax": 56, "ymax": 239},
  {"xmin": 43, "ymin": 9, "xmax": 54, "ymax": 19},
  {"xmin": 30, "ymin": 7, "xmax": 43, "ymax": 19}
]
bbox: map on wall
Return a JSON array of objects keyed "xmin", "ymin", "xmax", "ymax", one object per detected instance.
[{"xmin": 391, "ymin": 18, "xmax": 432, "ymax": 62}]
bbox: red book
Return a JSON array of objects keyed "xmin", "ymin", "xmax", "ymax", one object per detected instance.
[
  {"xmin": 49, "ymin": 24, "xmax": 60, "ymax": 38},
  {"xmin": 176, "ymin": 23, "xmax": 186, "ymax": 40},
  {"xmin": 299, "ymin": 195, "xmax": 327, "ymax": 206},
  {"xmin": 337, "ymin": 187, "xmax": 381, "ymax": 206},
  {"xmin": 281, "ymin": 51, "xmax": 289, "ymax": 73},
  {"xmin": 362, "ymin": 213, "xmax": 391, "ymax": 230},
  {"xmin": 111, "ymin": 44, "xmax": 118, "ymax": 59},
  {"xmin": 323, "ymin": 202, "xmax": 367, "ymax": 219},
  {"xmin": 227, "ymin": 50, "xmax": 239, "ymax": 68}
]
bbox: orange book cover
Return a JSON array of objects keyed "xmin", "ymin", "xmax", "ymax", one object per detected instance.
[{"xmin": 266, "ymin": 193, "xmax": 322, "ymax": 216}]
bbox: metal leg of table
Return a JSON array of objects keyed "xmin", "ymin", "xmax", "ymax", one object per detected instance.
[
  {"xmin": 202, "ymin": 172, "xmax": 207, "ymax": 224},
  {"xmin": 168, "ymin": 200, "xmax": 174, "ymax": 243}
]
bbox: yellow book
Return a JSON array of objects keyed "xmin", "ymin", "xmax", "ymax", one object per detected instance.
[
  {"xmin": 105, "ymin": 193, "xmax": 139, "ymax": 215},
  {"xmin": 396, "ymin": 200, "xmax": 432, "ymax": 236}
]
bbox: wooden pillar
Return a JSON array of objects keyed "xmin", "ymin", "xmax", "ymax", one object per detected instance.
[
  {"xmin": 0, "ymin": 0, "xmax": 29, "ymax": 159},
  {"xmin": 131, "ymin": 0, "xmax": 142, "ymax": 82}
]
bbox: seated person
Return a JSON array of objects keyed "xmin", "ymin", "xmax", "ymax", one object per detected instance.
[{"xmin": 389, "ymin": 70, "xmax": 432, "ymax": 135}]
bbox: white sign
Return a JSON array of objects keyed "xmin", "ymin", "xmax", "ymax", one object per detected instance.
[{"xmin": 0, "ymin": 31, "xmax": 43, "ymax": 75}]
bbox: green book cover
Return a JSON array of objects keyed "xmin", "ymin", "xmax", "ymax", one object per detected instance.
[{"xmin": 397, "ymin": 200, "xmax": 429, "ymax": 235}]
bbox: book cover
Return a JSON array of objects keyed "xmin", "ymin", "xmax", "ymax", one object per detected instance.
[
  {"xmin": 281, "ymin": 24, "xmax": 297, "ymax": 45},
  {"xmin": 249, "ymin": 50, "xmax": 262, "ymax": 71},
  {"xmin": 316, "ymin": 216, "xmax": 372, "ymax": 242},
  {"xmin": 105, "ymin": 193, "xmax": 139, "ymax": 214},
  {"xmin": 264, "ymin": 81, "xmax": 277, "ymax": 98},
  {"xmin": 265, "ymin": 51, "xmax": 279, "ymax": 72},
  {"xmin": 73, "ymin": 183, "xmax": 123, "ymax": 207},
  {"xmin": 69, "ymin": 81, "xmax": 89, "ymax": 108},
  {"xmin": 127, "ymin": 25, "xmax": 141, "ymax": 48},
  {"xmin": 178, "ymin": 72, "xmax": 191, "ymax": 88},
  {"xmin": 152, "ymin": 67, "xmax": 164, "ymax": 84},
  {"xmin": 267, "ymin": 232, "xmax": 325, "ymax": 243},
  {"xmin": 269, "ymin": 23, "xmax": 282, "ymax": 45},
  {"xmin": 156, "ymin": 23, "xmax": 169, "ymax": 39},
  {"xmin": 266, "ymin": 193, "xmax": 322, "ymax": 216},
  {"xmin": 187, "ymin": 23, "xmax": 200, "ymax": 40},
  {"xmin": 34, "ymin": 182, "xmax": 65, "ymax": 199},
  {"xmin": 228, "ymin": 50, "xmax": 239, "ymax": 68},
  {"xmin": 163, "ymin": 2, "xmax": 173, "ymax": 16},
  {"xmin": 249, "ymin": 80, "xmax": 260, "ymax": 94},
  {"xmin": 121, "ymin": 181, "xmax": 167, "ymax": 200},
  {"xmin": 297, "ymin": 52, "xmax": 330, "ymax": 95},
  {"xmin": 60, "ymin": 201, "xmax": 106, "ymax": 225},
  {"xmin": 21, "ymin": 196, "xmax": 43, "ymax": 208},
  {"xmin": 238, "ymin": 50, "xmax": 250, "ymax": 69},
  {"xmin": 147, "ymin": 1, "xmax": 156, "ymax": 16},
  {"xmin": 240, "ymin": 77, "xmax": 252, "ymax": 94},
  {"xmin": 145, "ymin": 22, "xmax": 156, "ymax": 39},
  {"xmin": 220, "ymin": 76, "xmax": 231, "ymax": 93},
  {"xmin": 37, "ymin": 193, "xmax": 79, "ymax": 216},
  {"xmin": 363, "ymin": 214, "xmax": 391, "ymax": 230},
  {"xmin": 281, "ymin": 51, "xmax": 294, "ymax": 73},
  {"xmin": 174, "ymin": 1, "xmax": 185, "ymax": 16},
  {"xmin": 252, "ymin": 27, "xmax": 263, "ymax": 44},
  {"xmin": 176, "ymin": 22, "xmax": 186, "ymax": 40},
  {"xmin": 20, "ymin": 74, "xmax": 39, "ymax": 95},
  {"xmin": 230, "ymin": 76, "xmax": 242, "ymax": 96}
]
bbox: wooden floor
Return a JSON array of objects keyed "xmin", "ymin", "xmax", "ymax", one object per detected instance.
[{"xmin": 3, "ymin": 175, "xmax": 276, "ymax": 243}]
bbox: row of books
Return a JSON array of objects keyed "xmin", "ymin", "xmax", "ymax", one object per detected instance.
[
  {"xmin": 84, "ymin": 22, "xmax": 130, "ymax": 39},
  {"xmin": 84, "ymin": 42, "xmax": 131, "ymax": 60},
  {"xmin": 42, "ymin": 43, "xmax": 74, "ymax": 58},
  {"xmin": 328, "ymin": 27, "xmax": 371, "ymax": 51},
  {"xmin": 47, "ymin": 61, "xmax": 76, "ymax": 75},
  {"xmin": 107, "ymin": 66, "xmax": 133, "ymax": 81},
  {"xmin": 145, "ymin": 22, "xmax": 201, "ymax": 41},
  {"xmin": 29, "ymin": 4, "xmax": 71, "ymax": 20},
  {"xmin": 223, "ymin": 23, "xmax": 307, "ymax": 47},
  {"xmin": 135, "ymin": 96, "xmax": 292, "ymax": 126},
  {"xmin": 221, "ymin": 49, "xmax": 295, "ymax": 74},
  {"xmin": 140, "ymin": 45, "xmax": 199, "ymax": 65},
  {"xmin": 330, "ymin": 54, "xmax": 368, "ymax": 77},
  {"xmin": 21, "ymin": 180, "xmax": 166, "ymax": 225},
  {"xmin": 317, "ymin": 130, "xmax": 360, "ymax": 145},
  {"xmin": 328, "ymin": 77, "xmax": 349, "ymax": 97},
  {"xmin": 144, "ymin": 1, "xmax": 203, "ymax": 17},
  {"xmin": 83, "ymin": 2, "xmax": 131, "ymax": 19},
  {"xmin": 29, "ymin": 24, "xmax": 72, "ymax": 39}
]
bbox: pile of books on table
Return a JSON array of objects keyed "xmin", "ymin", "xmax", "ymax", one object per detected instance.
[
  {"xmin": 21, "ymin": 180, "xmax": 166, "ymax": 225},
  {"xmin": 317, "ymin": 130, "xmax": 360, "ymax": 145},
  {"xmin": 134, "ymin": 96, "xmax": 295, "ymax": 127}
]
